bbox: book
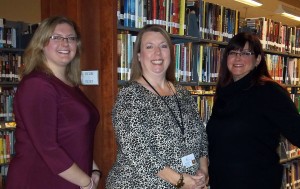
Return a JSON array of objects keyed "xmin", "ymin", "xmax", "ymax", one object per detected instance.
[
  {"xmin": 117, "ymin": 0, "xmax": 124, "ymax": 26},
  {"xmin": 0, "ymin": 135, "xmax": 4, "ymax": 164},
  {"xmin": 0, "ymin": 18, "xmax": 4, "ymax": 48},
  {"xmin": 179, "ymin": 0, "xmax": 186, "ymax": 35},
  {"xmin": 158, "ymin": 0, "xmax": 166, "ymax": 26},
  {"xmin": 165, "ymin": 0, "xmax": 170, "ymax": 32},
  {"xmin": 135, "ymin": 0, "xmax": 144, "ymax": 28},
  {"xmin": 4, "ymin": 131, "xmax": 11, "ymax": 163},
  {"xmin": 129, "ymin": 0, "xmax": 136, "ymax": 27},
  {"xmin": 124, "ymin": 0, "xmax": 131, "ymax": 27},
  {"xmin": 152, "ymin": 0, "xmax": 159, "ymax": 24},
  {"xmin": 171, "ymin": 0, "xmax": 180, "ymax": 34},
  {"xmin": 186, "ymin": 6, "xmax": 199, "ymax": 37}
]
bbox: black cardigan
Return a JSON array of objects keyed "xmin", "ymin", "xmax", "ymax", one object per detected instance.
[{"xmin": 206, "ymin": 72, "xmax": 300, "ymax": 189}]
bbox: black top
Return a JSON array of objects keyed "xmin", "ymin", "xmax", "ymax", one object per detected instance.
[{"xmin": 207, "ymin": 72, "xmax": 300, "ymax": 189}]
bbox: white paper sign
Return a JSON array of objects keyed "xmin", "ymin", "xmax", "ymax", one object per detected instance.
[{"xmin": 81, "ymin": 70, "xmax": 99, "ymax": 85}]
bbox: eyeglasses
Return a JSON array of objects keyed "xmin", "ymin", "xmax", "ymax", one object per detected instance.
[
  {"xmin": 228, "ymin": 51, "xmax": 255, "ymax": 58},
  {"xmin": 49, "ymin": 35, "xmax": 78, "ymax": 44}
]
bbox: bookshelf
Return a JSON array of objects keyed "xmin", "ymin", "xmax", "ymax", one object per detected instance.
[
  {"xmin": 0, "ymin": 47, "xmax": 23, "ymax": 188},
  {"xmin": 0, "ymin": 17, "xmax": 36, "ymax": 188},
  {"xmin": 279, "ymin": 135, "xmax": 300, "ymax": 189},
  {"xmin": 40, "ymin": 0, "xmax": 300, "ymax": 189},
  {"xmin": 0, "ymin": 127, "xmax": 15, "ymax": 187},
  {"xmin": 117, "ymin": 1, "xmax": 300, "ymax": 189}
]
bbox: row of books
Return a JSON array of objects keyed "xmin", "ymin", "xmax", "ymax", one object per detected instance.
[
  {"xmin": 279, "ymin": 137, "xmax": 300, "ymax": 161},
  {"xmin": 0, "ymin": 130, "xmax": 15, "ymax": 165},
  {"xmin": 0, "ymin": 53, "xmax": 22, "ymax": 83},
  {"xmin": 117, "ymin": 32, "xmax": 134, "ymax": 81},
  {"xmin": 0, "ymin": 19, "xmax": 17, "ymax": 49},
  {"xmin": 180, "ymin": 51, "xmax": 300, "ymax": 85},
  {"xmin": 174, "ymin": 43, "xmax": 224, "ymax": 83},
  {"xmin": 117, "ymin": 0, "xmax": 185, "ymax": 34},
  {"xmin": 191, "ymin": 94, "xmax": 213, "ymax": 126},
  {"xmin": 282, "ymin": 160, "xmax": 300, "ymax": 189},
  {"xmin": 291, "ymin": 94, "xmax": 300, "ymax": 114},
  {"xmin": 197, "ymin": 0, "xmax": 239, "ymax": 42},
  {"xmin": 117, "ymin": 0, "xmax": 239, "ymax": 40},
  {"xmin": 191, "ymin": 43, "xmax": 224, "ymax": 83},
  {"xmin": 0, "ymin": 18, "xmax": 38, "ymax": 49},
  {"xmin": 117, "ymin": 32, "xmax": 226, "ymax": 83},
  {"xmin": 0, "ymin": 165, "xmax": 8, "ymax": 188},
  {"xmin": 0, "ymin": 89, "xmax": 16, "ymax": 122},
  {"xmin": 245, "ymin": 17, "xmax": 300, "ymax": 54},
  {"xmin": 266, "ymin": 55, "xmax": 300, "ymax": 85},
  {"xmin": 118, "ymin": 33, "xmax": 300, "ymax": 86}
]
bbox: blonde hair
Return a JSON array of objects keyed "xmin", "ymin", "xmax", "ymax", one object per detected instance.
[{"xmin": 22, "ymin": 16, "xmax": 82, "ymax": 85}]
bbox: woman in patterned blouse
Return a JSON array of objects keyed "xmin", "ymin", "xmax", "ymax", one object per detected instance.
[{"xmin": 106, "ymin": 24, "xmax": 208, "ymax": 189}]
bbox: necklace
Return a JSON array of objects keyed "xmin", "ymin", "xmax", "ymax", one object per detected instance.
[{"xmin": 142, "ymin": 75, "xmax": 185, "ymax": 135}]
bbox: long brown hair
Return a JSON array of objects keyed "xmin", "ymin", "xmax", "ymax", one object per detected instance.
[
  {"xmin": 130, "ymin": 24, "xmax": 176, "ymax": 83},
  {"xmin": 22, "ymin": 16, "xmax": 82, "ymax": 85},
  {"xmin": 217, "ymin": 32, "xmax": 273, "ymax": 88}
]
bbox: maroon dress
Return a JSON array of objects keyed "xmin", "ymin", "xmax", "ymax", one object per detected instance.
[{"xmin": 6, "ymin": 71, "xmax": 99, "ymax": 189}]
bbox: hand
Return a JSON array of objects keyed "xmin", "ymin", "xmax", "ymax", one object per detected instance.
[
  {"xmin": 91, "ymin": 171, "xmax": 101, "ymax": 187},
  {"xmin": 196, "ymin": 169, "xmax": 209, "ymax": 186},
  {"xmin": 81, "ymin": 179, "xmax": 96, "ymax": 189},
  {"xmin": 192, "ymin": 174, "xmax": 206, "ymax": 189},
  {"xmin": 181, "ymin": 173, "xmax": 206, "ymax": 189}
]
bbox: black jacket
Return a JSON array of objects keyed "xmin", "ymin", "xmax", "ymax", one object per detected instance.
[{"xmin": 207, "ymin": 72, "xmax": 300, "ymax": 189}]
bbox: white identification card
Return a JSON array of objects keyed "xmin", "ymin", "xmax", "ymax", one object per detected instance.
[{"xmin": 181, "ymin": 153, "xmax": 196, "ymax": 168}]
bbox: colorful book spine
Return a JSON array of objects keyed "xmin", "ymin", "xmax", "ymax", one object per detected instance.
[
  {"xmin": 171, "ymin": 0, "xmax": 179, "ymax": 34},
  {"xmin": 130, "ymin": 0, "xmax": 136, "ymax": 27},
  {"xmin": 179, "ymin": 0, "xmax": 186, "ymax": 35},
  {"xmin": 123, "ymin": 0, "xmax": 131, "ymax": 27},
  {"xmin": 0, "ymin": 18, "xmax": 4, "ymax": 48}
]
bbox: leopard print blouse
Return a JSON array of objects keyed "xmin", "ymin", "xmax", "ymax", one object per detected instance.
[{"xmin": 106, "ymin": 81, "xmax": 208, "ymax": 189}]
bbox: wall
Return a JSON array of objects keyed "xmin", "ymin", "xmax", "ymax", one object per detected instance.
[{"xmin": 0, "ymin": 0, "xmax": 41, "ymax": 24}]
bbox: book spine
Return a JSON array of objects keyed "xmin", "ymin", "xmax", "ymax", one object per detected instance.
[
  {"xmin": 158, "ymin": 0, "xmax": 166, "ymax": 26},
  {"xmin": 124, "ymin": 0, "xmax": 130, "ymax": 27},
  {"xmin": 136, "ymin": 0, "xmax": 144, "ymax": 28},
  {"xmin": 130, "ymin": 0, "xmax": 136, "ymax": 28},
  {"xmin": 146, "ymin": 0, "xmax": 152, "ymax": 24},
  {"xmin": 179, "ymin": 0, "xmax": 186, "ymax": 35},
  {"xmin": 4, "ymin": 131, "xmax": 10, "ymax": 163},
  {"xmin": 117, "ymin": 33, "xmax": 125, "ymax": 80},
  {"xmin": 126, "ymin": 33, "xmax": 132, "ymax": 81},
  {"xmin": 0, "ymin": 134, "xmax": 3, "ymax": 164},
  {"xmin": 198, "ymin": 45, "xmax": 203, "ymax": 83},
  {"xmin": 165, "ymin": 0, "xmax": 170, "ymax": 32},
  {"xmin": 175, "ymin": 44, "xmax": 181, "ymax": 81},
  {"xmin": 0, "ymin": 18, "xmax": 4, "ymax": 48},
  {"xmin": 152, "ymin": 0, "xmax": 158, "ymax": 24},
  {"xmin": 171, "ymin": 0, "xmax": 179, "ymax": 34}
]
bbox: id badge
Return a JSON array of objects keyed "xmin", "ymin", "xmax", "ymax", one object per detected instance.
[{"xmin": 181, "ymin": 153, "xmax": 196, "ymax": 168}]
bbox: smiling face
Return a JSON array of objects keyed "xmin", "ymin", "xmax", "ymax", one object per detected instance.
[
  {"xmin": 138, "ymin": 31, "xmax": 171, "ymax": 79},
  {"xmin": 227, "ymin": 42, "xmax": 261, "ymax": 81},
  {"xmin": 43, "ymin": 23, "xmax": 77, "ymax": 72}
]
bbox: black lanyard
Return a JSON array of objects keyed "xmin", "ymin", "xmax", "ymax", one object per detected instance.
[{"xmin": 142, "ymin": 75, "xmax": 185, "ymax": 135}]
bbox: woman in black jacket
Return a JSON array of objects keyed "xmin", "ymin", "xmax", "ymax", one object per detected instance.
[{"xmin": 206, "ymin": 32, "xmax": 300, "ymax": 189}]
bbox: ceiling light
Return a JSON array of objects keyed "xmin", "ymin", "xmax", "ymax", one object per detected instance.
[
  {"xmin": 234, "ymin": 0, "xmax": 263, "ymax": 7},
  {"xmin": 276, "ymin": 4, "xmax": 300, "ymax": 22}
]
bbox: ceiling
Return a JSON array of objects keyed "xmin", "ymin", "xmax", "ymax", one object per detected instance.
[{"xmin": 188, "ymin": 0, "xmax": 300, "ymax": 27}]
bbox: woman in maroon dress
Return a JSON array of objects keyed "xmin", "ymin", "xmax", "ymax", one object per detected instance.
[{"xmin": 6, "ymin": 16, "xmax": 100, "ymax": 189}]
